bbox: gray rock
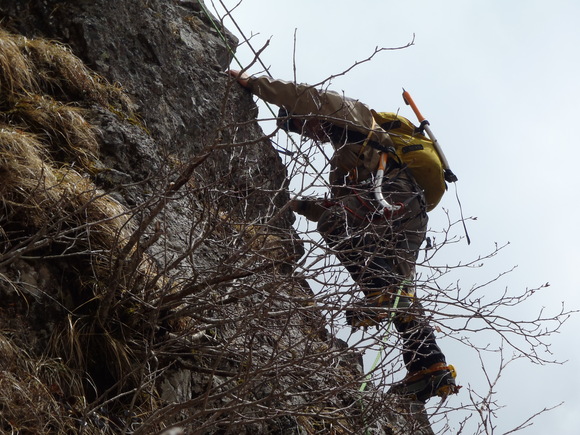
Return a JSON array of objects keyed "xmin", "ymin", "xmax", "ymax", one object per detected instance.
[{"xmin": 0, "ymin": 1, "xmax": 434, "ymax": 433}]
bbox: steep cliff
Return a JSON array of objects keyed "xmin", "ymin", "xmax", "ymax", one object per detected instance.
[{"xmin": 0, "ymin": 1, "xmax": 434, "ymax": 433}]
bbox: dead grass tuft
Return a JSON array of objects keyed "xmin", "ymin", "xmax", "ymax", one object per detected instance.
[
  {"xmin": 0, "ymin": 95, "xmax": 98, "ymax": 172},
  {"xmin": 0, "ymin": 127, "xmax": 53, "ymax": 195},
  {"xmin": 0, "ymin": 126, "xmax": 131, "ymax": 244},
  {"xmin": 0, "ymin": 332, "xmax": 82, "ymax": 433},
  {"xmin": 0, "ymin": 29, "xmax": 38, "ymax": 99},
  {"xmin": 15, "ymin": 31, "xmax": 131, "ymax": 110},
  {"xmin": 0, "ymin": 26, "xmax": 158, "ymax": 433}
]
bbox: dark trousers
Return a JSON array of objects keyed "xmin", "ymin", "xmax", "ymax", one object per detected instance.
[{"xmin": 317, "ymin": 168, "xmax": 446, "ymax": 373}]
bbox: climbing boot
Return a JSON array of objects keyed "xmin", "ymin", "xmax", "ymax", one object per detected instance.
[
  {"xmin": 345, "ymin": 293, "xmax": 393, "ymax": 329},
  {"xmin": 346, "ymin": 289, "xmax": 414, "ymax": 329},
  {"xmin": 389, "ymin": 363, "xmax": 460, "ymax": 402}
]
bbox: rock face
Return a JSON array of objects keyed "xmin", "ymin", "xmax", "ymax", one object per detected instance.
[{"xmin": 0, "ymin": 1, "xmax": 433, "ymax": 433}]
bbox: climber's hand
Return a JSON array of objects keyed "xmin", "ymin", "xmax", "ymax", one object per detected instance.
[{"xmin": 228, "ymin": 69, "xmax": 251, "ymax": 88}]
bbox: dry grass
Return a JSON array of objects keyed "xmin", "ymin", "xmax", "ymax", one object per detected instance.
[
  {"xmin": 0, "ymin": 127, "xmax": 53, "ymax": 196},
  {"xmin": 0, "ymin": 30, "xmax": 38, "ymax": 98},
  {"xmin": 0, "ymin": 26, "xmax": 148, "ymax": 433},
  {"xmin": 11, "ymin": 94, "xmax": 100, "ymax": 164},
  {"xmin": 0, "ymin": 25, "xmax": 141, "ymax": 257},
  {"xmin": 0, "ymin": 332, "xmax": 82, "ymax": 433},
  {"xmin": 0, "ymin": 23, "xmax": 137, "ymax": 248},
  {"xmin": 0, "ymin": 126, "xmax": 131, "ymax": 246},
  {"xmin": 4, "ymin": 28, "xmax": 132, "ymax": 109}
]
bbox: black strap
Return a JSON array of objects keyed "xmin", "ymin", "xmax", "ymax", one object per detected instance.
[{"xmin": 366, "ymin": 140, "xmax": 396, "ymax": 155}]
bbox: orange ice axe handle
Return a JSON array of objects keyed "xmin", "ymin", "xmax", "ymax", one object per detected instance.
[
  {"xmin": 402, "ymin": 89, "xmax": 458, "ymax": 183},
  {"xmin": 402, "ymin": 89, "xmax": 426, "ymax": 123}
]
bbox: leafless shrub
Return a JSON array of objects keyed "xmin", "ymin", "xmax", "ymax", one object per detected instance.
[{"xmin": 0, "ymin": 21, "xmax": 571, "ymax": 435}]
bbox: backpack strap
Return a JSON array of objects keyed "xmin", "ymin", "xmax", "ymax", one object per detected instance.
[{"xmin": 364, "ymin": 139, "xmax": 396, "ymax": 155}]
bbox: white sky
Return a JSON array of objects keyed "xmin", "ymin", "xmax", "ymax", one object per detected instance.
[{"xmin": 214, "ymin": 1, "xmax": 580, "ymax": 433}]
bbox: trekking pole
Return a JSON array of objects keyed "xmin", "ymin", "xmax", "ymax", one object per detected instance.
[{"xmin": 402, "ymin": 89, "xmax": 457, "ymax": 183}]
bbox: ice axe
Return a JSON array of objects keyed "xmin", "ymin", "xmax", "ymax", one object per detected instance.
[
  {"xmin": 403, "ymin": 89, "xmax": 471, "ymax": 244},
  {"xmin": 402, "ymin": 89, "xmax": 458, "ymax": 183}
]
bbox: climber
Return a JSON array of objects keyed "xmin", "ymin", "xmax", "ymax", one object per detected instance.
[{"xmin": 228, "ymin": 69, "xmax": 459, "ymax": 402}]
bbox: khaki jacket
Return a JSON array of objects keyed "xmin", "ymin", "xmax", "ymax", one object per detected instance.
[{"xmin": 248, "ymin": 76, "xmax": 394, "ymax": 188}]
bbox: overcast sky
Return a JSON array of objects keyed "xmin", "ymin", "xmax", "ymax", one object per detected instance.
[{"xmin": 215, "ymin": 1, "xmax": 580, "ymax": 433}]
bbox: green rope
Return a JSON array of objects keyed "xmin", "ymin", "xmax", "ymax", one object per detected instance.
[
  {"xmin": 358, "ymin": 281, "xmax": 410, "ymax": 435},
  {"xmin": 199, "ymin": 10, "xmax": 422, "ymax": 429},
  {"xmin": 198, "ymin": 0, "xmax": 300, "ymax": 157},
  {"xmin": 358, "ymin": 284, "xmax": 404, "ymax": 393},
  {"xmin": 201, "ymin": 0, "xmax": 414, "ymax": 412},
  {"xmin": 197, "ymin": 1, "xmax": 241, "ymax": 67}
]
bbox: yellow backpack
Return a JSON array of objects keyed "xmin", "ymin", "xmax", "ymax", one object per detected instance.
[{"xmin": 372, "ymin": 110, "xmax": 447, "ymax": 211}]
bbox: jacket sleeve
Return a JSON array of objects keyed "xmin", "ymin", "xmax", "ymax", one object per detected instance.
[
  {"xmin": 247, "ymin": 76, "xmax": 391, "ymax": 145},
  {"xmin": 290, "ymin": 198, "xmax": 327, "ymax": 222}
]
